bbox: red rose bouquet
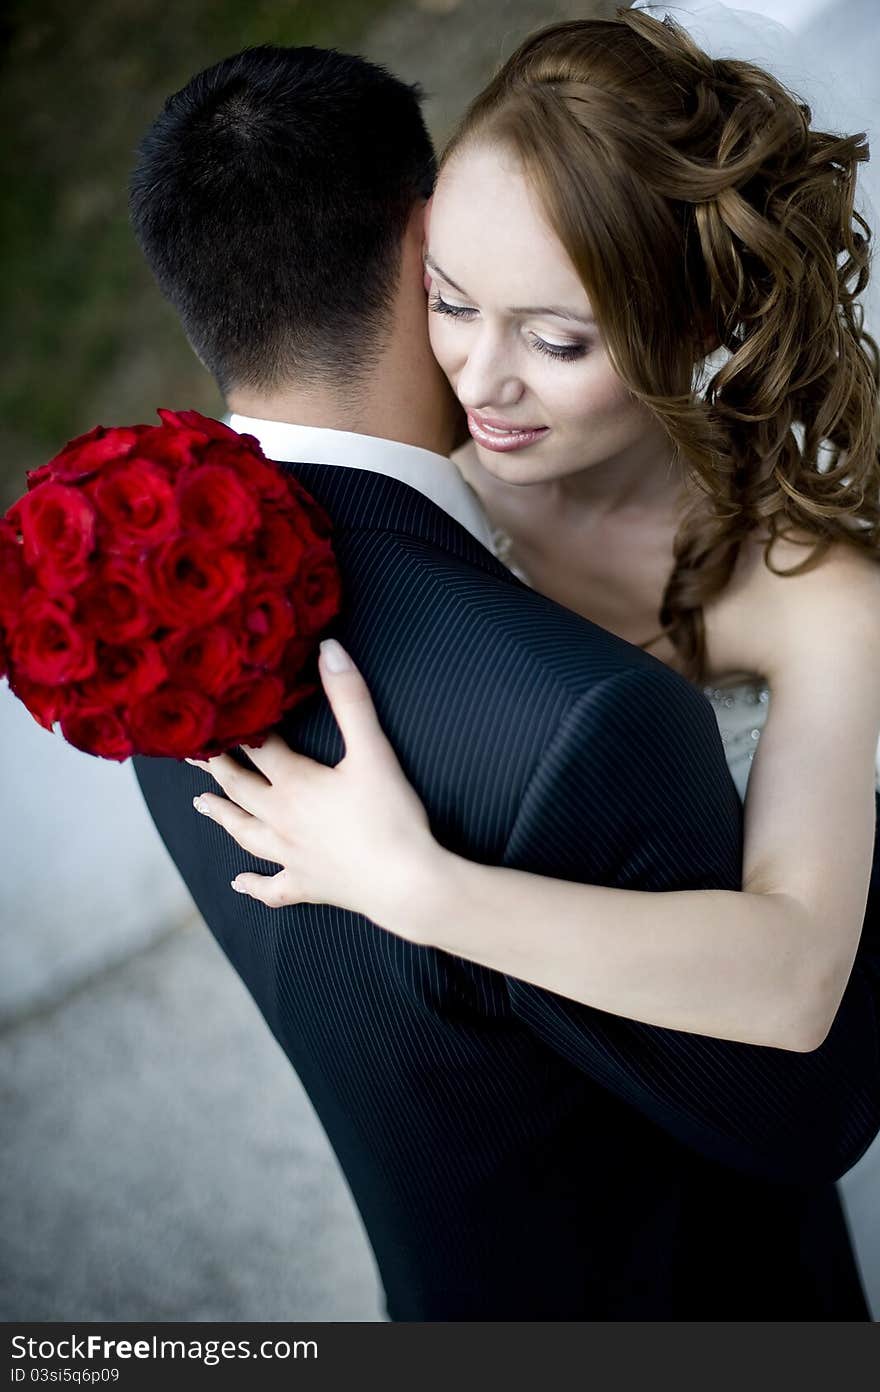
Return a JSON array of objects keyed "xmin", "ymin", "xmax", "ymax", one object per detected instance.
[{"xmin": 0, "ymin": 410, "xmax": 342, "ymax": 760}]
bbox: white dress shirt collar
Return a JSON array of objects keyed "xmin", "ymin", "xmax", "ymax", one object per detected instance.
[{"xmin": 227, "ymin": 414, "xmax": 495, "ymax": 551}]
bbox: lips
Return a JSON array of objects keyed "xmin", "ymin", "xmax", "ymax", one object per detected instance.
[{"xmin": 467, "ymin": 411, "xmax": 549, "ymax": 453}]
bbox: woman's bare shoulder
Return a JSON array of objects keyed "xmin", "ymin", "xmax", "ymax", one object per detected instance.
[
  {"xmin": 705, "ymin": 528, "xmax": 880, "ymax": 682},
  {"xmin": 745, "ymin": 528, "xmax": 880, "ymax": 605}
]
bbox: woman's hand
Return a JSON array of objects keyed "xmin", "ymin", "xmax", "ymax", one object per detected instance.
[{"xmin": 187, "ymin": 639, "xmax": 442, "ymax": 936}]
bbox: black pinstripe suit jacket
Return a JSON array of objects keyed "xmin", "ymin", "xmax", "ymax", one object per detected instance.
[{"xmin": 133, "ymin": 462, "xmax": 880, "ymax": 1320}]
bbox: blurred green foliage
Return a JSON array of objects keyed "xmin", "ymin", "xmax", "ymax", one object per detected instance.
[{"xmin": 0, "ymin": 0, "xmax": 396, "ymax": 506}]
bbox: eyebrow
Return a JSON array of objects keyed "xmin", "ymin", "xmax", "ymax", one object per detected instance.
[{"xmin": 424, "ymin": 254, "xmax": 595, "ymax": 327}]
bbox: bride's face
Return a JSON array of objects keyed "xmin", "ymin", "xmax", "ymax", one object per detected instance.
[{"xmin": 425, "ymin": 140, "xmax": 660, "ymax": 486}]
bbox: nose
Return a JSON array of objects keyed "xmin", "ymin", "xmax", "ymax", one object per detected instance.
[{"xmin": 454, "ymin": 326, "xmax": 524, "ymax": 412}]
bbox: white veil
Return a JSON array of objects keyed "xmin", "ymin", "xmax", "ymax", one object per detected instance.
[{"xmin": 631, "ymin": 1, "xmax": 880, "ymax": 340}]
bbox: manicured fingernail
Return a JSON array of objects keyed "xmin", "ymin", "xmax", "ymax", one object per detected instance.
[
  {"xmin": 193, "ymin": 797, "xmax": 208, "ymax": 814},
  {"xmin": 231, "ymin": 879, "xmax": 245, "ymax": 892},
  {"xmin": 320, "ymin": 638, "xmax": 352, "ymax": 673}
]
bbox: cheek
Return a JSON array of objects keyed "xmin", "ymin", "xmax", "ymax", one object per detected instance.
[
  {"xmin": 554, "ymin": 362, "xmax": 634, "ymax": 432},
  {"xmin": 535, "ymin": 364, "xmax": 594, "ymax": 426}
]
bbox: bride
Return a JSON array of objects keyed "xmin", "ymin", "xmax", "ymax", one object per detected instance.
[{"xmin": 188, "ymin": 5, "xmax": 880, "ymax": 1053}]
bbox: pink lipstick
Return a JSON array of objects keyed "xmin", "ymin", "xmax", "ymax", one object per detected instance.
[{"xmin": 467, "ymin": 411, "xmax": 549, "ymax": 453}]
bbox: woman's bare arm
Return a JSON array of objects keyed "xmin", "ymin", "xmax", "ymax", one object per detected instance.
[{"xmin": 189, "ymin": 545, "xmax": 880, "ymax": 1052}]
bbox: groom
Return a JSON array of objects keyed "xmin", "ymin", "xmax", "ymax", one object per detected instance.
[{"xmin": 129, "ymin": 45, "xmax": 877, "ymax": 1318}]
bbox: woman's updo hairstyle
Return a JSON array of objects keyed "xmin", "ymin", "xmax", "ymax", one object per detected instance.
[{"xmin": 441, "ymin": 7, "xmax": 879, "ymax": 681}]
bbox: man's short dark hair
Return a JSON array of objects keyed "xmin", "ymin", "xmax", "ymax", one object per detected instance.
[{"xmin": 129, "ymin": 45, "xmax": 436, "ymax": 395}]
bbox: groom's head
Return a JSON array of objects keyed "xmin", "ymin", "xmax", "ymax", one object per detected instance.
[{"xmin": 130, "ymin": 45, "xmax": 436, "ymax": 403}]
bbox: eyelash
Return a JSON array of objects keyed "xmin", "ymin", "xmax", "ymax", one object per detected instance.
[{"xmin": 428, "ymin": 291, "xmax": 587, "ymax": 362}]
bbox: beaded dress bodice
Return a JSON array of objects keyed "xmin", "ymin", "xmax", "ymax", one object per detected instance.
[
  {"xmin": 700, "ymin": 679, "xmax": 770, "ymax": 801},
  {"xmin": 702, "ymin": 679, "xmax": 880, "ymax": 801},
  {"xmin": 489, "ymin": 526, "xmax": 880, "ymax": 803}
]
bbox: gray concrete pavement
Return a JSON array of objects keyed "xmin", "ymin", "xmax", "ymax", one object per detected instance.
[
  {"xmin": 0, "ymin": 916, "xmax": 383, "ymax": 1321},
  {"xmin": 0, "ymin": 685, "xmax": 192, "ymax": 1027}
]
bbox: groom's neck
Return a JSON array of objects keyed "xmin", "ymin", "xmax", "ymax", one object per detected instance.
[
  {"xmin": 226, "ymin": 213, "xmax": 461, "ymax": 456},
  {"xmin": 226, "ymin": 355, "xmax": 458, "ymax": 458}
]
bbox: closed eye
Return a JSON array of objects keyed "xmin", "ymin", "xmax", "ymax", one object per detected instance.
[
  {"xmin": 528, "ymin": 334, "xmax": 588, "ymax": 362},
  {"xmin": 429, "ymin": 290, "xmax": 588, "ymax": 362},
  {"xmin": 429, "ymin": 290, "xmax": 476, "ymax": 319}
]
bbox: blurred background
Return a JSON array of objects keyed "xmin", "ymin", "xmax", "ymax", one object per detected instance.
[{"xmin": 2, "ymin": 0, "xmax": 878, "ymax": 1321}]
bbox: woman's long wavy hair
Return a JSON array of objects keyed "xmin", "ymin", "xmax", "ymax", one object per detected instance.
[{"xmin": 441, "ymin": 8, "xmax": 880, "ymax": 682}]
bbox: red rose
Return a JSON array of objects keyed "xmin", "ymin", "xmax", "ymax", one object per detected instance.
[
  {"xmin": 220, "ymin": 446, "xmax": 292, "ymax": 502},
  {"xmin": 133, "ymin": 427, "xmax": 207, "ymax": 472},
  {"xmin": 161, "ymin": 624, "xmax": 243, "ymax": 696},
  {"xmin": 157, "ymin": 409, "xmax": 246, "ymax": 445},
  {"xmin": 45, "ymin": 424, "xmax": 152, "ymax": 484},
  {"xmin": 60, "ymin": 703, "xmax": 134, "ymax": 761},
  {"xmin": 25, "ymin": 463, "xmax": 54, "ymax": 492},
  {"xmin": 148, "ymin": 536, "xmax": 246, "ymax": 625},
  {"xmin": 152, "ymin": 414, "xmax": 266, "ymax": 482},
  {"xmin": 281, "ymin": 477, "xmax": 334, "ymax": 540},
  {"xmin": 127, "ymin": 683, "xmax": 217, "ymax": 757},
  {"xmin": 0, "ymin": 519, "xmax": 28, "ymax": 628},
  {"xmin": 237, "ymin": 590, "xmax": 297, "ymax": 668},
  {"xmin": 76, "ymin": 557, "xmax": 157, "ymax": 643},
  {"xmin": 276, "ymin": 636, "xmax": 320, "ymax": 710},
  {"xmin": 294, "ymin": 545, "xmax": 344, "ymax": 634},
  {"xmin": 247, "ymin": 512, "xmax": 306, "ymax": 584},
  {"xmin": 3, "ymin": 410, "xmax": 342, "ymax": 760},
  {"xmin": 177, "ymin": 463, "xmax": 261, "ymax": 545},
  {"xmin": 91, "ymin": 461, "xmax": 179, "ymax": 551},
  {"xmin": 277, "ymin": 678, "xmax": 320, "ymax": 718},
  {"xmin": 79, "ymin": 640, "xmax": 167, "ymax": 706},
  {"xmin": 212, "ymin": 673, "xmax": 285, "ymax": 747},
  {"xmin": 11, "ymin": 482, "xmax": 97, "ymax": 593},
  {"xmin": 6, "ymin": 668, "xmax": 72, "ymax": 730},
  {"xmin": 11, "ymin": 591, "xmax": 96, "ymax": 684}
]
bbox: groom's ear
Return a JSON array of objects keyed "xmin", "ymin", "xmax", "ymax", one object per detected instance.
[
  {"xmin": 420, "ymin": 198, "xmax": 434, "ymax": 292},
  {"xmin": 406, "ymin": 196, "xmax": 431, "ymax": 247},
  {"xmin": 412, "ymin": 194, "xmax": 433, "ymax": 253}
]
